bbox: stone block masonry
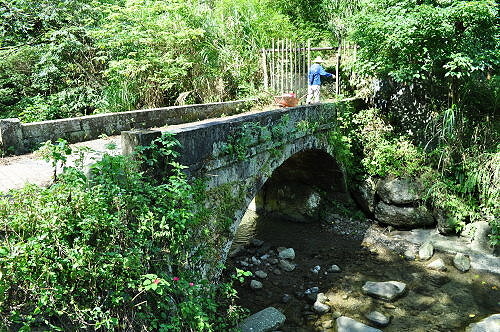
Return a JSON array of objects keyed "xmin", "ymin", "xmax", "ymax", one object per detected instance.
[{"xmin": 0, "ymin": 99, "xmax": 254, "ymax": 155}]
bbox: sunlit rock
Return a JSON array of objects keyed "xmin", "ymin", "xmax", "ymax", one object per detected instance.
[
  {"xmin": 453, "ymin": 253, "xmax": 470, "ymax": 272},
  {"xmin": 362, "ymin": 281, "xmax": 406, "ymax": 301},
  {"xmin": 336, "ymin": 316, "xmax": 382, "ymax": 332},
  {"xmin": 365, "ymin": 311, "xmax": 391, "ymax": 327},
  {"xmin": 418, "ymin": 242, "xmax": 434, "ymax": 260}
]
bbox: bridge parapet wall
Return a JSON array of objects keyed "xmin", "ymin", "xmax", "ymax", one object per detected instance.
[
  {"xmin": 123, "ymin": 103, "xmax": 339, "ymax": 175},
  {"xmin": 0, "ymin": 99, "xmax": 254, "ymax": 155}
]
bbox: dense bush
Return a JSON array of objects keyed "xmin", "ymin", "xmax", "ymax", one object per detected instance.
[
  {"xmin": 329, "ymin": 106, "xmax": 499, "ymax": 244},
  {"xmin": 0, "ymin": 135, "xmax": 246, "ymax": 331},
  {"xmin": 0, "ymin": 0, "xmax": 299, "ymax": 121},
  {"xmin": 347, "ymin": 0, "xmax": 498, "ymax": 242}
]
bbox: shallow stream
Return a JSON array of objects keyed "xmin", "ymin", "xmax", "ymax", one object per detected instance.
[{"xmin": 226, "ymin": 210, "xmax": 499, "ymax": 331}]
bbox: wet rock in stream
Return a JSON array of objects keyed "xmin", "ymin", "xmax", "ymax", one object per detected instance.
[{"xmin": 227, "ymin": 213, "xmax": 500, "ymax": 331}]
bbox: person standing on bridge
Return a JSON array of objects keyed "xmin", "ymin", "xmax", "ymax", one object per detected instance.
[{"xmin": 306, "ymin": 56, "xmax": 333, "ymax": 104}]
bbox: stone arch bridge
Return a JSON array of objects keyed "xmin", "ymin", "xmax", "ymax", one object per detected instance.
[{"xmin": 122, "ymin": 101, "xmax": 355, "ymax": 268}]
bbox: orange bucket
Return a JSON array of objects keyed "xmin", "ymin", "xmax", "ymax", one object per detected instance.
[{"xmin": 274, "ymin": 94, "xmax": 299, "ymax": 107}]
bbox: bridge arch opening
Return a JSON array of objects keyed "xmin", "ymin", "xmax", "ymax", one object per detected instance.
[
  {"xmin": 232, "ymin": 148, "xmax": 353, "ymax": 248},
  {"xmin": 255, "ymin": 148, "xmax": 349, "ymax": 223}
]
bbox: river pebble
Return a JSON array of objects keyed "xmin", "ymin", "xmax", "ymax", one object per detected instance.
[
  {"xmin": 310, "ymin": 265, "xmax": 321, "ymax": 274},
  {"xmin": 251, "ymin": 256, "xmax": 261, "ymax": 265},
  {"xmin": 313, "ymin": 300, "xmax": 330, "ymax": 314},
  {"xmin": 279, "ymin": 259, "xmax": 296, "ymax": 272},
  {"xmin": 453, "ymin": 253, "xmax": 470, "ymax": 272},
  {"xmin": 418, "ymin": 242, "xmax": 434, "ymax": 260},
  {"xmin": 278, "ymin": 248, "xmax": 295, "ymax": 260},
  {"xmin": 362, "ymin": 281, "xmax": 407, "ymax": 301},
  {"xmin": 327, "ymin": 264, "xmax": 341, "ymax": 273},
  {"xmin": 336, "ymin": 316, "xmax": 383, "ymax": 332},
  {"xmin": 427, "ymin": 258, "xmax": 447, "ymax": 271},
  {"xmin": 250, "ymin": 280, "xmax": 263, "ymax": 290},
  {"xmin": 365, "ymin": 311, "xmax": 391, "ymax": 327}
]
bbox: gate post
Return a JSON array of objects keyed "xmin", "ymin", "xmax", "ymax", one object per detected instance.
[{"xmin": 0, "ymin": 118, "xmax": 24, "ymax": 155}]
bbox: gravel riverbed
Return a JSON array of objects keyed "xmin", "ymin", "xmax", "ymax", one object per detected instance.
[{"xmin": 225, "ymin": 211, "xmax": 499, "ymax": 331}]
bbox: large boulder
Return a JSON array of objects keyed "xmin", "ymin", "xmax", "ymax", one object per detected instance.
[
  {"xmin": 466, "ymin": 313, "xmax": 500, "ymax": 332},
  {"xmin": 375, "ymin": 202, "xmax": 435, "ymax": 228},
  {"xmin": 377, "ymin": 177, "xmax": 422, "ymax": 205},
  {"xmin": 352, "ymin": 177, "xmax": 377, "ymax": 215},
  {"xmin": 238, "ymin": 307, "xmax": 286, "ymax": 332}
]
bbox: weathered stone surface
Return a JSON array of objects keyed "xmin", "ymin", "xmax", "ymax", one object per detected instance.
[
  {"xmin": 466, "ymin": 313, "xmax": 500, "ymax": 332},
  {"xmin": 5, "ymin": 100, "xmax": 253, "ymax": 155},
  {"xmin": 238, "ymin": 307, "xmax": 286, "ymax": 332},
  {"xmin": 471, "ymin": 221, "xmax": 494, "ymax": 254},
  {"xmin": 362, "ymin": 281, "xmax": 406, "ymax": 301},
  {"xmin": 365, "ymin": 311, "xmax": 391, "ymax": 327},
  {"xmin": 122, "ymin": 130, "xmax": 162, "ymax": 155},
  {"xmin": 255, "ymin": 270, "xmax": 268, "ymax": 279},
  {"xmin": 427, "ymin": 258, "xmax": 447, "ymax": 271},
  {"xmin": 0, "ymin": 118, "xmax": 24, "ymax": 154},
  {"xmin": 327, "ymin": 264, "xmax": 341, "ymax": 273},
  {"xmin": 250, "ymin": 280, "xmax": 263, "ymax": 289},
  {"xmin": 352, "ymin": 177, "xmax": 377, "ymax": 214},
  {"xmin": 278, "ymin": 248, "xmax": 295, "ymax": 260},
  {"xmin": 375, "ymin": 201, "xmax": 434, "ymax": 228},
  {"xmin": 336, "ymin": 316, "xmax": 383, "ymax": 332},
  {"xmin": 377, "ymin": 177, "xmax": 421, "ymax": 205},
  {"xmin": 279, "ymin": 259, "xmax": 296, "ymax": 272},
  {"xmin": 433, "ymin": 208, "xmax": 456, "ymax": 235},
  {"xmin": 313, "ymin": 300, "xmax": 330, "ymax": 314},
  {"xmin": 453, "ymin": 253, "xmax": 471, "ymax": 272},
  {"xmin": 418, "ymin": 242, "xmax": 434, "ymax": 261}
]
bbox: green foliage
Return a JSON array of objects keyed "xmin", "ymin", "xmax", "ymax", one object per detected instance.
[
  {"xmin": 36, "ymin": 138, "xmax": 73, "ymax": 181},
  {"xmin": 328, "ymin": 106, "xmax": 498, "ymax": 244},
  {"xmin": 344, "ymin": 108, "xmax": 425, "ymax": 178},
  {"xmin": 351, "ymin": 0, "xmax": 498, "ymax": 86},
  {"xmin": 325, "ymin": 105, "xmax": 359, "ymax": 179},
  {"xmin": 1, "ymin": 0, "xmax": 301, "ymax": 121},
  {"xmin": 0, "ymin": 133, "xmax": 246, "ymax": 330},
  {"xmin": 221, "ymin": 122, "xmax": 263, "ymax": 160}
]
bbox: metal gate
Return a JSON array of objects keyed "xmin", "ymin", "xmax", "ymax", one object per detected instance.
[{"xmin": 261, "ymin": 39, "xmax": 357, "ymax": 98}]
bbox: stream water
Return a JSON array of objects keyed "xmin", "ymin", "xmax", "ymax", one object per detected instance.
[{"xmin": 226, "ymin": 210, "xmax": 500, "ymax": 331}]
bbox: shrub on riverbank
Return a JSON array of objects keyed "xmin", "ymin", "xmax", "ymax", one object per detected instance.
[
  {"xmin": 0, "ymin": 135, "xmax": 245, "ymax": 331},
  {"xmin": 330, "ymin": 106, "xmax": 499, "ymax": 246}
]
